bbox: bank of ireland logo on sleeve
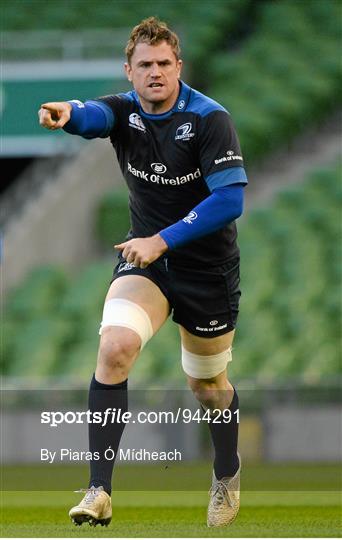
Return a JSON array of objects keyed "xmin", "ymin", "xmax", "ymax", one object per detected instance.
[
  {"xmin": 175, "ymin": 122, "xmax": 195, "ymax": 141},
  {"xmin": 129, "ymin": 113, "xmax": 146, "ymax": 132},
  {"xmin": 214, "ymin": 149, "xmax": 243, "ymax": 165}
]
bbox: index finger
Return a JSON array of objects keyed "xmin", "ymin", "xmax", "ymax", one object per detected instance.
[
  {"xmin": 114, "ymin": 242, "xmax": 127, "ymax": 250},
  {"xmin": 40, "ymin": 102, "xmax": 61, "ymax": 112},
  {"xmin": 38, "ymin": 108, "xmax": 54, "ymax": 126}
]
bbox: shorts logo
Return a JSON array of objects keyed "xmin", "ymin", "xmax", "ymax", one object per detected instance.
[
  {"xmin": 118, "ymin": 261, "xmax": 136, "ymax": 272},
  {"xmin": 129, "ymin": 113, "xmax": 146, "ymax": 132},
  {"xmin": 175, "ymin": 122, "xmax": 195, "ymax": 141},
  {"xmin": 183, "ymin": 211, "xmax": 198, "ymax": 225},
  {"xmin": 178, "ymin": 99, "xmax": 186, "ymax": 110},
  {"xmin": 151, "ymin": 163, "xmax": 167, "ymax": 174},
  {"xmin": 210, "ymin": 320, "xmax": 218, "ymax": 326},
  {"xmin": 196, "ymin": 323, "xmax": 228, "ymax": 333}
]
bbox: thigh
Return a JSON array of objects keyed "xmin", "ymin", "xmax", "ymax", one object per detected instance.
[
  {"xmin": 105, "ymin": 274, "xmax": 170, "ymax": 334},
  {"xmin": 171, "ymin": 257, "xmax": 241, "ymax": 339},
  {"xmin": 180, "ymin": 326, "xmax": 235, "ymax": 355}
]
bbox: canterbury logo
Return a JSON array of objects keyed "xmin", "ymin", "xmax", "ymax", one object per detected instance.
[
  {"xmin": 118, "ymin": 261, "xmax": 135, "ymax": 272},
  {"xmin": 129, "ymin": 113, "xmax": 146, "ymax": 132}
]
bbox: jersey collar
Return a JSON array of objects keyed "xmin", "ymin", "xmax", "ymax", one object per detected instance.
[
  {"xmin": 133, "ymin": 80, "xmax": 191, "ymax": 120},
  {"xmin": 174, "ymin": 80, "xmax": 191, "ymax": 112}
]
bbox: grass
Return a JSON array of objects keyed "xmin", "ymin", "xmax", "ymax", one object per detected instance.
[
  {"xmin": 1, "ymin": 490, "xmax": 341, "ymax": 537},
  {"xmin": 2, "ymin": 462, "xmax": 341, "ymax": 491},
  {"xmin": 1, "ymin": 463, "xmax": 341, "ymax": 537}
]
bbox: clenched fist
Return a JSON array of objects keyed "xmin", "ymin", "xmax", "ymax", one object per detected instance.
[{"xmin": 38, "ymin": 102, "xmax": 72, "ymax": 130}]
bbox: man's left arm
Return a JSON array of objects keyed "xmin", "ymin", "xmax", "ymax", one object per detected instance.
[
  {"xmin": 115, "ymin": 182, "xmax": 244, "ymax": 268},
  {"xmin": 158, "ymin": 108, "xmax": 248, "ymax": 249},
  {"xmin": 159, "ymin": 183, "xmax": 244, "ymax": 249}
]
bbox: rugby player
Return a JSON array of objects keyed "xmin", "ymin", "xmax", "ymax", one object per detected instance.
[{"xmin": 38, "ymin": 17, "xmax": 247, "ymax": 528}]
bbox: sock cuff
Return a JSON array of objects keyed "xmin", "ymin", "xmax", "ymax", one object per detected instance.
[
  {"xmin": 200, "ymin": 386, "xmax": 238, "ymax": 416},
  {"xmin": 90, "ymin": 374, "xmax": 128, "ymax": 391}
]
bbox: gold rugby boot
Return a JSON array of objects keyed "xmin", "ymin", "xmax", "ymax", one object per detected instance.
[
  {"xmin": 69, "ymin": 486, "xmax": 112, "ymax": 527},
  {"xmin": 207, "ymin": 454, "xmax": 241, "ymax": 527}
]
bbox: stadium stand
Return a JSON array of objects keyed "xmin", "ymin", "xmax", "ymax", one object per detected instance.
[
  {"xmin": 2, "ymin": 0, "xmax": 249, "ymax": 37},
  {"xmin": 231, "ymin": 162, "xmax": 341, "ymax": 384},
  {"xmin": 208, "ymin": 1, "xmax": 341, "ymax": 162}
]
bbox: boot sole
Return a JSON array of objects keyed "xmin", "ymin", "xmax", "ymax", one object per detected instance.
[{"xmin": 71, "ymin": 514, "xmax": 111, "ymax": 527}]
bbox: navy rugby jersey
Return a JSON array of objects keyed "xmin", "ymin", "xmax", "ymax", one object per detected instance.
[{"xmin": 97, "ymin": 81, "xmax": 248, "ymax": 267}]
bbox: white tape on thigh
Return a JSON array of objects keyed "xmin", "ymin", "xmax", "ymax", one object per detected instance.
[
  {"xmin": 181, "ymin": 346, "xmax": 232, "ymax": 379},
  {"xmin": 99, "ymin": 298, "xmax": 153, "ymax": 349}
]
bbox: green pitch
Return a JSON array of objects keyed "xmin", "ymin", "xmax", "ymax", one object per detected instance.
[
  {"xmin": 2, "ymin": 491, "xmax": 341, "ymax": 537},
  {"xmin": 1, "ymin": 463, "xmax": 341, "ymax": 537}
]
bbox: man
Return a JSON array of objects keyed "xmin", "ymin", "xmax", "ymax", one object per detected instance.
[{"xmin": 39, "ymin": 17, "xmax": 247, "ymax": 528}]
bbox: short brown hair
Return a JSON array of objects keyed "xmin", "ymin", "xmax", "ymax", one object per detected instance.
[{"xmin": 125, "ymin": 17, "xmax": 181, "ymax": 64}]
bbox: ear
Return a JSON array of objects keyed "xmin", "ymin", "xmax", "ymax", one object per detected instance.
[
  {"xmin": 177, "ymin": 59, "xmax": 183, "ymax": 79},
  {"xmin": 124, "ymin": 62, "xmax": 132, "ymax": 82}
]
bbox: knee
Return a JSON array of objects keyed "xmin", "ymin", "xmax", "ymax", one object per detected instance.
[
  {"xmin": 189, "ymin": 379, "xmax": 222, "ymax": 410},
  {"xmin": 97, "ymin": 328, "xmax": 140, "ymax": 378}
]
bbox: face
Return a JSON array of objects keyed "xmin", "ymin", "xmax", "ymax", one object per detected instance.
[{"xmin": 125, "ymin": 41, "xmax": 182, "ymax": 114}]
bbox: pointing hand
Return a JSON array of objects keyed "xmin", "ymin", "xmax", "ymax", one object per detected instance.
[{"xmin": 38, "ymin": 102, "xmax": 72, "ymax": 130}]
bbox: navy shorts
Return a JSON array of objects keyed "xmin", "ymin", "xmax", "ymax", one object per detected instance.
[{"xmin": 112, "ymin": 255, "xmax": 241, "ymax": 338}]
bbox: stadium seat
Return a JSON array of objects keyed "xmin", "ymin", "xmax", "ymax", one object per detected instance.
[
  {"xmin": 5, "ymin": 266, "xmax": 68, "ymax": 320},
  {"xmin": 8, "ymin": 318, "xmax": 71, "ymax": 377}
]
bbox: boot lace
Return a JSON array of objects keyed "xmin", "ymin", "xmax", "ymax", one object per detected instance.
[
  {"xmin": 210, "ymin": 481, "xmax": 233, "ymax": 508},
  {"xmin": 74, "ymin": 486, "xmax": 102, "ymax": 504}
]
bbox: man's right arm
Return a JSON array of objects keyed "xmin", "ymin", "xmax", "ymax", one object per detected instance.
[{"xmin": 38, "ymin": 100, "xmax": 114, "ymax": 139}]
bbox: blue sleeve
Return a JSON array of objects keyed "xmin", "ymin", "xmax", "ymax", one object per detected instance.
[
  {"xmin": 159, "ymin": 184, "xmax": 244, "ymax": 250},
  {"xmin": 205, "ymin": 167, "xmax": 248, "ymax": 190},
  {"xmin": 63, "ymin": 100, "xmax": 114, "ymax": 139}
]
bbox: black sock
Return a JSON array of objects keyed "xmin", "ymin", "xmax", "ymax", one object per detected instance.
[
  {"xmin": 207, "ymin": 388, "xmax": 239, "ymax": 480},
  {"xmin": 88, "ymin": 374, "xmax": 128, "ymax": 495}
]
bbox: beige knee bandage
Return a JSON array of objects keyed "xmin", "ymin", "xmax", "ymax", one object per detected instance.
[
  {"xmin": 181, "ymin": 346, "xmax": 232, "ymax": 379},
  {"xmin": 99, "ymin": 298, "xmax": 153, "ymax": 349}
]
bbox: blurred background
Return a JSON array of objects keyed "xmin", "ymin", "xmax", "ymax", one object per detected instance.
[{"xmin": 1, "ymin": 0, "xmax": 341, "ymax": 468}]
